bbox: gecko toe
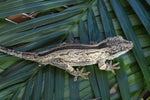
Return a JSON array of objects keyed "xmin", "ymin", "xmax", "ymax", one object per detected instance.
[
  {"xmin": 73, "ymin": 68, "xmax": 90, "ymax": 81},
  {"xmin": 113, "ymin": 66, "xmax": 120, "ymax": 69},
  {"xmin": 113, "ymin": 62, "xmax": 119, "ymax": 66},
  {"xmin": 80, "ymin": 71, "xmax": 90, "ymax": 79},
  {"xmin": 113, "ymin": 62, "xmax": 120, "ymax": 69},
  {"xmin": 111, "ymin": 69, "xmax": 116, "ymax": 74},
  {"xmin": 74, "ymin": 76, "xmax": 78, "ymax": 81}
]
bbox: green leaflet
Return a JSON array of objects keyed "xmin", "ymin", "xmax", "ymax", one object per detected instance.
[{"xmin": 0, "ymin": 0, "xmax": 149, "ymax": 100}]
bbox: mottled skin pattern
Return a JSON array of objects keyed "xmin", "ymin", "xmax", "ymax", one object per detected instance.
[{"xmin": 0, "ymin": 36, "xmax": 133, "ymax": 81}]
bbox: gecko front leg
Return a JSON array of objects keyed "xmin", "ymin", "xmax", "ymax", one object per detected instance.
[
  {"xmin": 98, "ymin": 60, "xmax": 120, "ymax": 74},
  {"xmin": 50, "ymin": 58, "xmax": 90, "ymax": 81}
]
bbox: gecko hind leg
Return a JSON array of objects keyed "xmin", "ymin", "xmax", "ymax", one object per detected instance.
[
  {"xmin": 73, "ymin": 68, "xmax": 90, "ymax": 81},
  {"xmin": 50, "ymin": 58, "xmax": 90, "ymax": 81},
  {"xmin": 65, "ymin": 64, "xmax": 90, "ymax": 81}
]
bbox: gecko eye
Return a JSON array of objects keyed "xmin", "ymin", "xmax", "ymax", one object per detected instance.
[{"xmin": 120, "ymin": 46, "xmax": 125, "ymax": 51}]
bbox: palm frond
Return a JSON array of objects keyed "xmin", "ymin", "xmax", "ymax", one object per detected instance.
[{"xmin": 0, "ymin": 0, "xmax": 150, "ymax": 100}]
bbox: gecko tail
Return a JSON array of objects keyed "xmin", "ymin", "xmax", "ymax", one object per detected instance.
[
  {"xmin": 0, "ymin": 46, "xmax": 36, "ymax": 61},
  {"xmin": 0, "ymin": 46, "xmax": 23, "ymax": 58}
]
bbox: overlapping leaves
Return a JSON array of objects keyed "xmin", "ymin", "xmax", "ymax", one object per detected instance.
[{"xmin": 0, "ymin": 0, "xmax": 150, "ymax": 100}]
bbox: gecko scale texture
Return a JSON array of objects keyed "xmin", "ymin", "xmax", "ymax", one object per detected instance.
[{"xmin": 0, "ymin": 36, "xmax": 133, "ymax": 81}]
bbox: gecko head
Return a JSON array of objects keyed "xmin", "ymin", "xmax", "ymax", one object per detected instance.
[{"xmin": 106, "ymin": 36, "xmax": 133, "ymax": 59}]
